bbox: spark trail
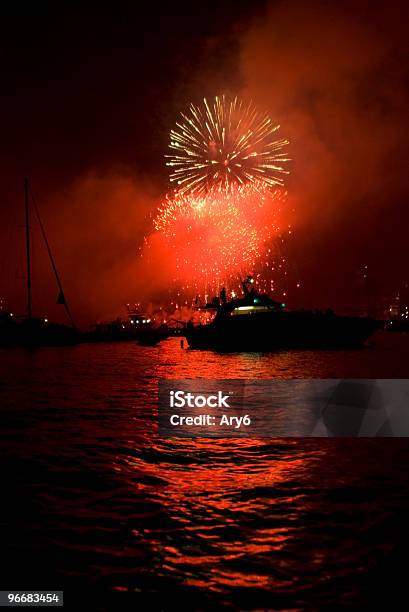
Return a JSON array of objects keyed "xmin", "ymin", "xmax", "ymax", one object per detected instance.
[{"xmin": 166, "ymin": 95, "xmax": 290, "ymax": 196}]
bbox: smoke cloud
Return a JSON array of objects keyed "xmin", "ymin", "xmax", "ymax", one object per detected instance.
[
  {"xmin": 2, "ymin": 1, "xmax": 407, "ymax": 323},
  {"xmin": 28, "ymin": 172, "xmax": 162, "ymax": 325},
  {"xmin": 239, "ymin": 0, "xmax": 409, "ymax": 308}
]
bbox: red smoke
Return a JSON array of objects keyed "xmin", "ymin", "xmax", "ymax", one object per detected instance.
[
  {"xmin": 238, "ymin": 0, "xmax": 409, "ymax": 309},
  {"xmin": 2, "ymin": 1, "xmax": 407, "ymax": 323},
  {"xmin": 25, "ymin": 172, "xmax": 160, "ymax": 325}
]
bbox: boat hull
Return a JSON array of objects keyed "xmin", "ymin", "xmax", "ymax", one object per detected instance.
[
  {"xmin": 185, "ymin": 311, "xmax": 381, "ymax": 351},
  {"xmin": 0, "ymin": 318, "xmax": 79, "ymax": 347}
]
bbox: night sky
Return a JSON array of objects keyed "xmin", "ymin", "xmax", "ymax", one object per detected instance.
[{"xmin": 1, "ymin": 1, "xmax": 408, "ymax": 324}]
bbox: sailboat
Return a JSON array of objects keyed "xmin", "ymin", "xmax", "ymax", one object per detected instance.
[{"xmin": 0, "ymin": 178, "xmax": 78, "ymax": 347}]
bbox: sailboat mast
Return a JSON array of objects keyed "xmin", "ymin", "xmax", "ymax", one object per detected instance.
[
  {"xmin": 29, "ymin": 184, "xmax": 76, "ymax": 328},
  {"xmin": 24, "ymin": 177, "xmax": 32, "ymax": 319}
]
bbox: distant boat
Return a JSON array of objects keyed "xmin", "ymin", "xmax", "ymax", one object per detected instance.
[
  {"xmin": 135, "ymin": 318, "xmax": 185, "ymax": 346},
  {"xmin": 185, "ymin": 278, "xmax": 381, "ymax": 351},
  {"xmin": 82, "ymin": 304, "xmax": 154, "ymax": 343},
  {"xmin": 0, "ymin": 178, "xmax": 78, "ymax": 347}
]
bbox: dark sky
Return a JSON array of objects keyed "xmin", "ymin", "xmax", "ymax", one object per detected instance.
[
  {"xmin": 0, "ymin": 2, "xmax": 256, "ymax": 187},
  {"xmin": 1, "ymin": 1, "xmax": 408, "ymax": 323}
]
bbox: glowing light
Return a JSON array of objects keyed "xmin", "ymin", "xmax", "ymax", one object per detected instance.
[
  {"xmin": 166, "ymin": 95, "xmax": 290, "ymax": 196},
  {"xmin": 151, "ymin": 181, "xmax": 287, "ymax": 292},
  {"xmin": 142, "ymin": 96, "xmax": 294, "ymax": 304}
]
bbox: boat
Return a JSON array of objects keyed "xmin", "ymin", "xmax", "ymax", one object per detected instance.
[
  {"xmin": 0, "ymin": 178, "xmax": 78, "ymax": 347},
  {"xmin": 0, "ymin": 313, "xmax": 78, "ymax": 347},
  {"xmin": 82, "ymin": 304, "xmax": 154, "ymax": 343},
  {"xmin": 184, "ymin": 278, "xmax": 381, "ymax": 351},
  {"xmin": 134, "ymin": 314, "xmax": 185, "ymax": 346}
]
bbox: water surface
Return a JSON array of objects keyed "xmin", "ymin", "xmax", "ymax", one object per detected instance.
[{"xmin": 1, "ymin": 333, "xmax": 409, "ymax": 610}]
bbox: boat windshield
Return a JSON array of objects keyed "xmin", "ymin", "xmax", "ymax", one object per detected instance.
[{"xmin": 230, "ymin": 305, "xmax": 273, "ymax": 316}]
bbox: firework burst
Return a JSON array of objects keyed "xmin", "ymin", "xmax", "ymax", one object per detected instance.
[
  {"xmin": 142, "ymin": 95, "xmax": 294, "ymax": 305},
  {"xmin": 151, "ymin": 181, "xmax": 288, "ymax": 297},
  {"xmin": 166, "ymin": 95, "xmax": 290, "ymax": 196}
]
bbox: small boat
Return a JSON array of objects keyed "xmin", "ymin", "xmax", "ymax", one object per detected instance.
[
  {"xmin": 135, "ymin": 317, "xmax": 184, "ymax": 346},
  {"xmin": 83, "ymin": 306, "xmax": 154, "ymax": 343},
  {"xmin": 184, "ymin": 279, "xmax": 381, "ymax": 352},
  {"xmin": 0, "ymin": 313, "xmax": 78, "ymax": 347}
]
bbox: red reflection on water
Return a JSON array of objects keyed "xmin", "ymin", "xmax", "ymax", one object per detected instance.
[{"xmin": 120, "ymin": 437, "xmax": 314, "ymax": 591}]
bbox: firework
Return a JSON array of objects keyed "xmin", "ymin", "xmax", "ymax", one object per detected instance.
[
  {"xmin": 142, "ymin": 96, "xmax": 293, "ymax": 306},
  {"xmin": 166, "ymin": 95, "xmax": 290, "ymax": 196},
  {"xmin": 151, "ymin": 181, "xmax": 289, "ymax": 298}
]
